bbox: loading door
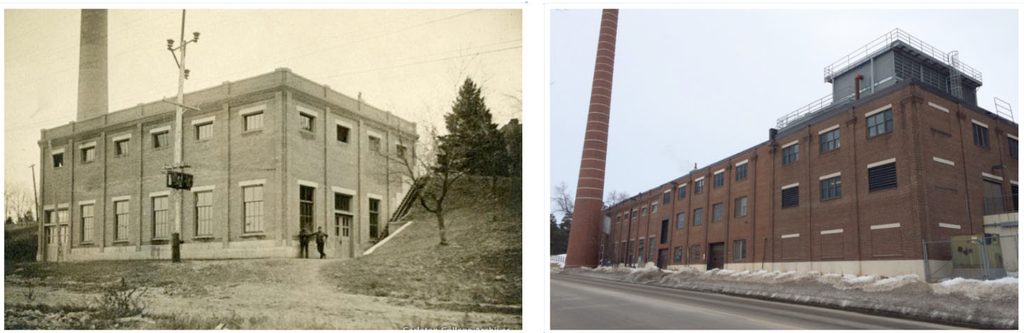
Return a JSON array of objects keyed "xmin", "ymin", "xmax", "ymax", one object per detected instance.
[{"xmin": 708, "ymin": 242, "xmax": 725, "ymax": 270}]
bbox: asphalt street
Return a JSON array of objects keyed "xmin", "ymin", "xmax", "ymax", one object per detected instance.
[{"xmin": 550, "ymin": 273, "xmax": 967, "ymax": 330}]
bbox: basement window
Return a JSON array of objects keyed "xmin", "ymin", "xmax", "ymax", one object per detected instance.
[
  {"xmin": 781, "ymin": 186, "xmax": 799, "ymax": 208},
  {"xmin": 868, "ymin": 162, "xmax": 897, "ymax": 192}
]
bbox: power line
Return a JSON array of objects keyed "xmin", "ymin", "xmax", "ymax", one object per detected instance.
[{"xmin": 320, "ymin": 45, "xmax": 521, "ymax": 80}]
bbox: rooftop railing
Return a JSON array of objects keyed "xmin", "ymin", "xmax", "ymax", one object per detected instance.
[{"xmin": 823, "ymin": 28, "xmax": 983, "ymax": 84}]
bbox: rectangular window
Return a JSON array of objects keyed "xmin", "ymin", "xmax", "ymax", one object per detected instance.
[
  {"xmin": 713, "ymin": 172, "xmax": 725, "ymax": 188},
  {"xmin": 733, "ymin": 239, "xmax": 747, "ymax": 261},
  {"xmin": 369, "ymin": 198, "xmax": 381, "ymax": 239},
  {"xmin": 648, "ymin": 236, "xmax": 655, "ymax": 263},
  {"xmin": 195, "ymin": 122, "xmax": 213, "ymax": 140},
  {"xmin": 693, "ymin": 208, "xmax": 703, "ymax": 226},
  {"xmin": 300, "ymin": 186, "xmax": 315, "ymax": 232},
  {"xmin": 868, "ymin": 162, "xmax": 897, "ymax": 192},
  {"xmin": 673, "ymin": 246, "xmax": 683, "ymax": 263},
  {"xmin": 114, "ymin": 139, "xmax": 129, "ymax": 156},
  {"xmin": 820, "ymin": 176, "xmax": 842, "ymax": 201},
  {"xmin": 712, "ymin": 203, "xmax": 724, "ymax": 222},
  {"xmin": 781, "ymin": 186, "xmax": 799, "ymax": 208},
  {"xmin": 694, "ymin": 179, "xmax": 705, "ymax": 194},
  {"xmin": 81, "ymin": 146, "xmax": 95, "ymax": 162},
  {"xmin": 80, "ymin": 204, "xmax": 94, "ymax": 242},
  {"xmin": 783, "ymin": 144, "xmax": 799, "ymax": 165},
  {"xmin": 819, "ymin": 128, "xmax": 841, "ymax": 153},
  {"xmin": 396, "ymin": 145, "xmax": 408, "ymax": 159},
  {"xmin": 866, "ymin": 109, "xmax": 893, "ymax": 138},
  {"xmin": 52, "ymin": 152, "xmax": 64, "ymax": 168},
  {"xmin": 152, "ymin": 131, "xmax": 169, "ymax": 149},
  {"xmin": 337, "ymin": 125, "xmax": 350, "ymax": 143},
  {"xmin": 369, "ymin": 136, "xmax": 382, "ymax": 153},
  {"xmin": 335, "ymin": 213, "xmax": 352, "ymax": 238},
  {"xmin": 300, "ymin": 113, "xmax": 315, "ymax": 132},
  {"xmin": 637, "ymin": 239, "xmax": 645, "ymax": 263},
  {"xmin": 735, "ymin": 164, "xmax": 748, "ymax": 181},
  {"xmin": 243, "ymin": 185, "xmax": 264, "ymax": 233},
  {"xmin": 1010, "ymin": 138, "xmax": 1019, "ymax": 160},
  {"xmin": 114, "ymin": 200, "xmax": 129, "ymax": 241},
  {"xmin": 677, "ymin": 186, "xmax": 687, "ymax": 199},
  {"xmin": 1012, "ymin": 184, "xmax": 1019, "ymax": 212},
  {"xmin": 641, "ymin": 207, "xmax": 648, "ymax": 216},
  {"xmin": 983, "ymin": 179, "xmax": 1005, "ymax": 215},
  {"xmin": 734, "ymin": 196, "xmax": 748, "ymax": 217},
  {"xmin": 651, "ymin": 203, "xmax": 658, "ymax": 214},
  {"xmin": 662, "ymin": 191, "xmax": 671, "ymax": 204},
  {"xmin": 660, "ymin": 219, "xmax": 669, "ymax": 244},
  {"xmin": 195, "ymin": 191, "xmax": 213, "ymax": 236},
  {"xmin": 244, "ymin": 112, "xmax": 264, "ymax": 131},
  {"xmin": 335, "ymin": 193, "xmax": 352, "ymax": 212},
  {"xmin": 689, "ymin": 245, "xmax": 702, "ymax": 262},
  {"xmin": 631, "ymin": 210, "xmax": 637, "ymax": 221},
  {"xmin": 972, "ymin": 123, "xmax": 989, "ymax": 148},
  {"xmin": 152, "ymin": 196, "xmax": 170, "ymax": 239},
  {"xmin": 675, "ymin": 212, "xmax": 686, "ymax": 229}
]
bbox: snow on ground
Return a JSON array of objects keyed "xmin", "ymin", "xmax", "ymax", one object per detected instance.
[{"xmin": 561, "ymin": 264, "xmax": 1018, "ymax": 329}]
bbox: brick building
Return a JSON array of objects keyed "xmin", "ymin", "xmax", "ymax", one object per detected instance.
[
  {"xmin": 604, "ymin": 29, "xmax": 1018, "ymax": 278},
  {"xmin": 37, "ymin": 68, "xmax": 417, "ymax": 261}
]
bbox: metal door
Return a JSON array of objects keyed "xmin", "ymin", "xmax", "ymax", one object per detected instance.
[{"xmin": 708, "ymin": 242, "xmax": 725, "ymax": 270}]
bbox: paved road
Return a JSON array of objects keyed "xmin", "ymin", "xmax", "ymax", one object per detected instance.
[{"xmin": 550, "ymin": 273, "xmax": 966, "ymax": 330}]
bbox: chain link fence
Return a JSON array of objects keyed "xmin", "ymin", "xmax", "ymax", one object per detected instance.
[{"xmin": 922, "ymin": 234, "xmax": 1017, "ymax": 282}]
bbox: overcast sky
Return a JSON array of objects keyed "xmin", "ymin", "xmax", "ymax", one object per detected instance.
[
  {"xmin": 550, "ymin": 9, "xmax": 1018, "ymax": 214},
  {"xmin": 4, "ymin": 9, "xmax": 521, "ymax": 194}
]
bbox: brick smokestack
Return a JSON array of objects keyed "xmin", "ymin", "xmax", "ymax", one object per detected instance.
[
  {"xmin": 77, "ymin": 9, "xmax": 108, "ymax": 122},
  {"xmin": 565, "ymin": 9, "xmax": 618, "ymax": 268}
]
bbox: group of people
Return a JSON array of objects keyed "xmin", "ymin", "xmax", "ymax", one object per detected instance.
[{"xmin": 298, "ymin": 227, "xmax": 330, "ymax": 259}]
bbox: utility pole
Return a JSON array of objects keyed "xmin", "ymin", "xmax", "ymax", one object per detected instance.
[
  {"xmin": 166, "ymin": 10, "xmax": 200, "ymax": 263},
  {"xmin": 29, "ymin": 164, "xmax": 38, "ymax": 222}
]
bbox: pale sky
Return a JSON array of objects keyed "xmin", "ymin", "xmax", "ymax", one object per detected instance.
[
  {"xmin": 4, "ymin": 9, "xmax": 522, "ymax": 193},
  {"xmin": 550, "ymin": 9, "xmax": 1018, "ymax": 213}
]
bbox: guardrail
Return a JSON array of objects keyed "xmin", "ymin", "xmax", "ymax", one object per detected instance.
[{"xmin": 824, "ymin": 28, "xmax": 982, "ymax": 84}]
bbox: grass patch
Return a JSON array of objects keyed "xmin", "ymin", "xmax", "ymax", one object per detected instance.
[{"xmin": 324, "ymin": 176, "xmax": 522, "ymax": 313}]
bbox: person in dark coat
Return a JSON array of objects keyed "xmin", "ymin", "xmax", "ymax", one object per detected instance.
[
  {"xmin": 313, "ymin": 226, "xmax": 329, "ymax": 259},
  {"xmin": 299, "ymin": 228, "xmax": 311, "ymax": 259}
]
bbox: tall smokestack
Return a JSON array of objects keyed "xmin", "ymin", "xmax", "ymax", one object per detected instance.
[
  {"xmin": 565, "ymin": 9, "xmax": 618, "ymax": 268},
  {"xmin": 77, "ymin": 9, "xmax": 108, "ymax": 122}
]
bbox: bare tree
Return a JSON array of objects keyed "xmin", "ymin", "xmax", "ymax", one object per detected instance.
[
  {"xmin": 5, "ymin": 183, "xmax": 34, "ymax": 223},
  {"xmin": 552, "ymin": 182, "xmax": 574, "ymax": 217},
  {"xmin": 604, "ymin": 190, "xmax": 630, "ymax": 208}
]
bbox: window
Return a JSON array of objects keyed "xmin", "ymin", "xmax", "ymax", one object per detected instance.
[
  {"xmin": 694, "ymin": 179, "xmax": 705, "ymax": 194},
  {"xmin": 631, "ymin": 210, "xmax": 637, "ymax": 221},
  {"xmin": 713, "ymin": 172, "xmax": 725, "ymax": 188},
  {"xmin": 783, "ymin": 143, "xmax": 799, "ymax": 165},
  {"xmin": 369, "ymin": 136, "xmax": 382, "ymax": 153},
  {"xmin": 712, "ymin": 203, "xmax": 724, "ymax": 222},
  {"xmin": 336, "ymin": 125, "xmax": 350, "ymax": 143},
  {"xmin": 152, "ymin": 131, "xmax": 169, "ymax": 149},
  {"xmin": 867, "ymin": 162, "xmax": 897, "ymax": 192},
  {"xmin": 300, "ymin": 186, "xmax": 315, "ymax": 232},
  {"xmin": 335, "ymin": 193, "xmax": 353, "ymax": 238},
  {"xmin": 114, "ymin": 139, "xmax": 129, "ymax": 156},
  {"xmin": 648, "ymin": 236, "xmax": 655, "ymax": 262},
  {"xmin": 1010, "ymin": 138, "xmax": 1019, "ymax": 160},
  {"xmin": 983, "ymin": 179, "xmax": 1005, "ymax": 215},
  {"xmin": 195, "ymin": 122, "xmax": 213, "ymax": 140},
  {"xmin": 866, "ymin": 109, "xmax": 893, "ymax": 138},
  {"xmin": 195, "ymin": 191, "xmax": 213, "ymax": 236},
  {"xmin": 650, "ymin": 203, "xmax": 658, "ymax": 214},
  {"xmin": 735, "ymin": 164, "xmax": 748, "ymax": 181},
  {"xmin": 659, "ymin": 219, "xmax": 669, "ymax": 244},
  {"xmin": 675, "ymin": 212, "xmax": 686, "ymax": 229},
  {"xmin": 335, "ymin": 193, "xmax": 352, "ymax": 212},
  {"xmin": 673, "ymin": 246, "xmax": 683, "ymax": 263},
  {"xmin": 300, "ymin": 113, "xmax": 315, "ymax": 132},
  {"xmin": 152, "ymin": 196, "xmax": 169, "ymax": 239},
  {"xmin": 243, "ymin": 185, "xmax": 264, "ymax": 233},
  {"xmin": 637, "ymin": 239, "xmax": 645, "ymax": 263},
  {"xmin": 689, "ymin": 245, "xmax": 702, "ymax": 262},
  {"xmin": 733, "ymin": 239, "xmax": 747, "ymax": 261},
  {"xmin": 820, "ymin": 128, "xmax": 841, "ymax": 153},
  {"xmin": 781, "ymin": 186, "xmax": 799, "ymax": 208},
  {"xmin": 81, "ymin": 146, "xmax": 95, "ymax": 162},
  {"xmin": 663, "ymin": 191, "xmax": 671, "ymax": 204},
  {"xmin": 1012, "ymin": 184, "xmax": 1019, "ymax": 212},
  {"xmin": 369, "ymin": 198, "xmax": 381, "ymax": 239},
  {"xmin": 114, "ymin": 200, "xmax": 129, "ymax": 241},
  {"xmin": 52, "ymin": 152, "xmax": 64, "ymax": 168},
  {"xmin": 693, "ymin": 208, "xmax": 703, "ymax": 226},
  {"xmin": 677, "ymin": 186, "xmax": 686, "ymax": 199},
  {"xmin": 734, "ymin": 196, "xmax": 748, "ymax": 217},
  {"xmin": 820, "ymin": 176, "xmax": 842, "ymax": 201},
  {"xmin": 80, "ymin": 204, "xmax": 94, "ymax": 242},
  {"xmin": 244, "ymin": 112, "xmax": 264, "ymax": 131},
  {"xmin": 396, "ymin": 145, "xmax": 408, "ymax": 159},
  {"xmin": 972, "ymin": 122, "xmax": 989, "ymax": 148}
]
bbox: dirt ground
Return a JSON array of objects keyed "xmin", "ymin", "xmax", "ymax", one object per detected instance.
[{"xmin": 4, "ymin": 258, "xmax": 521, "ymax": 329}]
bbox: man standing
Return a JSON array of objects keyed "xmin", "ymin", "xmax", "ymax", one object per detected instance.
[
  {"xmin": 299, "ymin": 228, "xmax": 311, "ymax": 259},
  {"xmin": 313, "ymin": 226, "xmax": 329, "ymax": 259}
]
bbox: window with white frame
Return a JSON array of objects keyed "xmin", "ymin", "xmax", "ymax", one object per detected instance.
[
  {"xmin": 114, "ymin": 139, "xmax": 129, "ymax": 156},
  {"xmin": 114, "ymin": 200, "xmax": 129, "ymax": 241},
  {"xmin": 80, "ymin": 204, "xmax": 94, "ymax": 242},
  {"xmin": 335, "ymin": 193, "xmax": 353, "ymax": 237},
  {"xmin": 195, "ymin": 122, "xmax": 213, "ymax": 140},
  {"xmin": 152, "ymin": 196, "xmax": 170, "ymax": 239},
  {"xmin": 243, "ymin": 185, "xmax": 264, "ymax": 233},
  {"xmin": 152, "ymin": 131, "xmax": 169, "ymax": 149},
  {"xmin": 81, "ymin": 145, "xmax": 96, "ymax": 162},
  {"xmin": 300, "ymin": 113, "xmax": 315, "ymax": 132},
  {"xmin": 195, "ymin": 191, "xmax": 213, "ymax": 236},
  {"xmin": 244, "ymin": 112, "xmax": 264, "ymax": 131}
]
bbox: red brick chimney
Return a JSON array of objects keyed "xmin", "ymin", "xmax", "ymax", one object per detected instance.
[
  {"xmin": 77, "ymin": 9, "xmax": 108, "ymax": 122},
  {"xmin": 565, "ymin": 9, "xmax": 618, "ymax": 268}
]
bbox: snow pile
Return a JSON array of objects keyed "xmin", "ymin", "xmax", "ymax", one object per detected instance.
[
  {"xmin": 933, "ymin": 277, "xmax": 1018, "ymax": 300},
  {"xmin": 624, "ymin": 262, "xmax": 664, "ymax": 283},
  {"xmin": 550, "ymin": 254, "xmax": 566, "ymax": 268}
]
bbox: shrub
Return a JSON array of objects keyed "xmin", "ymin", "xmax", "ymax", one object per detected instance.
[{"xmin": 95, "ymin": 278, "xmax": 147, "ymax": 318}]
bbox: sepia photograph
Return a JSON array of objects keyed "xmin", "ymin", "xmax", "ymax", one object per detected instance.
[
  {"xmin": 4, "ymin": 8, "xmax": 522, "ymax": 329},
  {"xmin": 549, "ymin": 8, "xmax": 1018, "ymax": 330}
]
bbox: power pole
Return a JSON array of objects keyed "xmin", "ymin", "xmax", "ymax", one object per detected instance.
[
  {"xmin": 29, "ymin": 164, "xmax": 39, "ymax": 222},
  {"xmin": 166, "ymin": 10, "xmax": 200, "ymax": 262}
]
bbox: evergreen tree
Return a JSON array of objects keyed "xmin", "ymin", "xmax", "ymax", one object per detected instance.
[
  {"xmin": 500, "ymin": 118, "xmax": 522, "ymax": 177},
  {"xmin": 440, "ymin": 78, "xmax": 510, "ymax": 176}
]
